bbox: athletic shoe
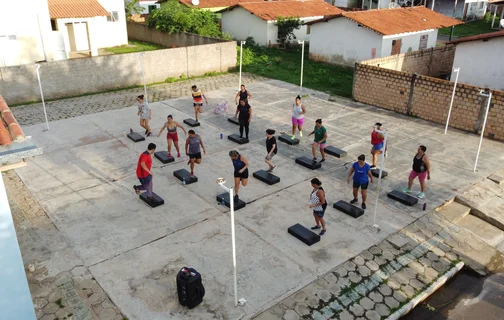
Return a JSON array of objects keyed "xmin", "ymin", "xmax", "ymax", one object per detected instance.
[
  {"xmin": 350, "ymin": 198, "xmax": 358, "ymax": 204},
  {"xmin": 291, "ymin": 135, "xmax": 296, "ymax": 140},
  {"xmin": 168, "ymin": 153, "xmax": 172, "ymax": 158},
  {"xmin": 190, "ymin": 172, "xmax": 194, "ymax": 177},
  {"xmin": 319, "ymin": 229, "xmax": 326, "ymax": 236},
  {"xmin": 267, "ymin": 167, "xmax": 273, "ymax": 173},
  {"xmin": 370, "ymin": 165, "xmax": 376, "ymax": 169},
  {"xmin": 270, "ymin": 165, "xmax": 276, "ymax": 172},
  {"xmin": 385, "ymin": 151, "xmax": 388, "ymax": 157},
  {"xmin": 130, "ymin": 128, "xmax": 133, "ymax": 134},
  {"xmin": 145, "ymin": 129, "xmax": 148, "ymax": 134},
  {"xmin": 362, "ymin": 203, "xmax": 367, "ymax": 210},
  {"xmin": 402, "ymin": 188, "xmax": 411, "ymax": 193},
  {"xmin": 418, "ymin": 192, "xmax": 425, "ymax": 199},
  {"xmin": 133, "ymin": 185, "xmax": 141, "ymax": 195},
  {"xmin": 313, "ymin": 157, "xmax": 317, "ymax": 161},
  {"xmin": 320, "ymin": 159, "xmax": 326, "ymax": 163},
  {"xmin": 234, "ymin": 194, "xmax": 239, "ymax": 202},
  {"xmin": 177, "ymin": 153, "xmax": 181, "ymax": 158},
  {"xmin": 311, "ymin": 225, "xmax": 321, "ymax": 230},
  {"xmin": 299, "ymin": 131, "xmax": 303, "ymax": 137},
  {"xmin": 147, "ymin": 132, "xmax": 152, "ymax": 137}
]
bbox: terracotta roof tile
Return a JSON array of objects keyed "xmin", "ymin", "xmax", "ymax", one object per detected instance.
[
  {"xmin": 307, "ymin": 7, "xmax": 462, "ymax": 35},
  {"xmin": 48, "ymin": 0, "xmax": 110, "ymax": 19},
  {"xmin": 447, "ymin": 30, "xmax": 504, "ymax": 44},
  {"xmin": 175, "ymin": 0, "xmax": 303, "ymax": 8},
  {"xmin": 221, "ymin": 1, "xmax": 343, "ymax": 20},
  {"xmin": 0, "ymin": 96, "xmax": 26, "ymax": 146}
]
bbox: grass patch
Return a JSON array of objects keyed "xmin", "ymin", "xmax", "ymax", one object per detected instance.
[
  {"xmin": 439, "ymin": 18, "xmax": 496, "ymax": 37},
  {"xmin": 105, "ymin": 40, "xmax": 165, "ymax": 54},
  {"xmin": 236, "ymin": 41, "xmax": 353, "ymax": 98},
  {"xmin": 55, "ymin": 298, "xmax": 64, "ymax": 308}
]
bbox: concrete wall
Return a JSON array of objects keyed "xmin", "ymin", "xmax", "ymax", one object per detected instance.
[
  {"xmin": 98, "ymin": 0, "xmax": 129, "ymax": 47},
  {"xmin": 127, "ymin": 22, "xmax": 227, "ymax": 47},
  {"xmin": 381, "ymin": 30, "xmax": 439, "ymax": 57},
  {"xmin": 451, "ymin": 37, "xmax": 504, "ymax": 91},
  {"xmin": 309, "ymin": 18, "xmax": 383, "ymax": 66},
  {"xmin": 353, "ymin": 63, "xmax": 504, "ymax": 141},
  {"xmin": 0, "ymin": 42, "xmax": 236, "ymax": 105},
  {"xmin": 362, "ymin": 45, "xmax": 456, "ymax": 77},
  {"xmin": 221, "ymin": 8, "xmax": 269, "ymax": 45}
]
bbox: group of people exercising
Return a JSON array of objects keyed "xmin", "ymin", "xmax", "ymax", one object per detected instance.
[{"xmin": 134, "ymin": 84, "xmax": 432, "ymax": 237}]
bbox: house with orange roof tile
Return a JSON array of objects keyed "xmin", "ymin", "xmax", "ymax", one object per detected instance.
[
  {"xmin": 306, "ymin": 6, "xmax": 462, "ymax": 66},
  {"xmin": 217, "ymin": 1, "xmax": 343, "ymax": 46},
  {"xmin": 157, "ymin": 0, "xmax": 298, "ymax": 12}
]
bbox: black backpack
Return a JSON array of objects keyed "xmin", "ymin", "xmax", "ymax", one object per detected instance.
[{"xmin": 176, "ymin": 267, "xmax": 205, "ymax": 309}]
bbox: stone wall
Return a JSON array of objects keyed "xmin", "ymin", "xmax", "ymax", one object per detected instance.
[
  {"xmin": 361, "ymin": 45, "xmax": 456, "ymax": 78},
  {"xmin": 0, "ymin": 41, "xmax": 236, "ymax": 105},
  {"xmin": 353, "ymin": 63, "xmax": 504, "ymax": 141},
  {"xmin": 127, "ymin": 22, "xmax": 225, "ymax": 48}
]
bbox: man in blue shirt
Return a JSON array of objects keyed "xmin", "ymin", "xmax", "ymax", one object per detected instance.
[{"xmin": 347, "ymin": 154, "xmax": 373, "ymax": 209}]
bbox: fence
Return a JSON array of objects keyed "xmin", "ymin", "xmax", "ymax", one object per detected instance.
[{"xmin": 353, "ymin": 63, "xmax": 504, "ymax": 141}]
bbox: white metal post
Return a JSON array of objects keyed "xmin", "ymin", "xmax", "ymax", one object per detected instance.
[
  {"xmin": 444, "ymin": 67, "xmax": 460, "ymax": 134},
  {"xmin": 239, "ymin": 41, "xmax": 245, "ymax": 91},
  {"xmin": 35, "ymin": 64, "xmax": 50, "ymax": 131},
  {"xmin": 299, "ymin": 41, "xmax": 305, "ymax": 93},
  {"xmin": 139, "ymin": 53, "xmax": 148, "ymax": 103},
  {"xmin": 474, "ymin": 91, "xmax": 492, "ymax": 172},
  {"xmin": 372, "ymin": 129, "xmax": 388, "ymax": 229},
  {"xmin": 229, "ymin": 186, "xmax": 238, "ymax": 307}
]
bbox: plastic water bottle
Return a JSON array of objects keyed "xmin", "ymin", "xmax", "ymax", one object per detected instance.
[
  {"xmin": 221, "ymin": 199, "xmax": 225, "ymax": 207},
  {"xmin": 220, "ymin": 132, "xmax": 223, "ymax": 139},
  {"xmin": 183, "ymin": 178, "xmax": 186, "ymax": 185},
  {"xmin": 122, "ymin": 130, "xmax": 126, "ymax": 136},
  {"xmin": 423, "ymin": 203, "xmax": 427, "ymax": 211}
]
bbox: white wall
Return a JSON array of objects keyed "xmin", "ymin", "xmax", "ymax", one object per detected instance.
[
  {"xmin": 427, "ymin": 0, "xmax": 487, "ymax": 19},
  {"xmin": 0, "ymin": 0, "xmax": 54, "ymax": 66},
  {"xmin": 221, "ymin": 8, "xmax": 268, "ymax": 45},
  {"xmin": 97, "ymin": 0, "xmax": 128, "ymax": 47},
  {"xmin": 265, "ymin": 17, "xmax": 320, "ymax": 46},
  {"xmin": 381, "ymin": 29, "xmax": 438, "ymax": 57},
  {"xmin": 135, "ymin": 0, "xmax": 160, "ymax": 13},
  {"xmin": 451, "ymin": 37, "xmax": 504, "ymax": 90},
  {"xmin": 309, "ymin": 18, "xmax": 383, "ymax": 66}
]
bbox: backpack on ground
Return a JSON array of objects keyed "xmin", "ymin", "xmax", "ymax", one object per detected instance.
[{"xmin": 176, "ymin": 267, "xmax": 205, "ymax": 309}]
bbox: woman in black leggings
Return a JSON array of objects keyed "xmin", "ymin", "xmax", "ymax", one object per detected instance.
[{"xmin": 234, "ymin": 99, "xmax": 252, "ymax": 140}]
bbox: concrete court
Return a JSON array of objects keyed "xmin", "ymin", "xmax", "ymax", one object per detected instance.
[{"xmin": 14, "ymin": 79, "xmax": 504, "ymax": 319}]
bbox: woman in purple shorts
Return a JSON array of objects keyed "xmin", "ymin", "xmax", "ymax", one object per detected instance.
[
  {"xmin": 291, "ymin": 95, "xmax": 306, "ymax": 139},
  {"xmin": 308, "ymin": 119, "xmax": 327, "ymax": 163}
]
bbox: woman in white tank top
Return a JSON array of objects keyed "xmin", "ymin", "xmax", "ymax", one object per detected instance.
[
  {"xmin": 291, "ymin": 95, "xmax": 306, "ymax": 140},
  {"xmin": 308, "ymin": 178, "xmax": 327, "ymax": 236}
]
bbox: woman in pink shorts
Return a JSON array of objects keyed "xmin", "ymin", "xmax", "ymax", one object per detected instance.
[
  {"xmin": 291, "ymin": 95, "xmax": 306, "ymax": 140},
  {"xmin": 403, "ymin": 145, "xmax": 431, "ymax": 199},
  {"xmin": 157, "ymin": 115, "xmax": 187, "ymax": 158}
]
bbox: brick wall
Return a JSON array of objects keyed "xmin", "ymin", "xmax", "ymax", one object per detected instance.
[
  {"xmin": 361, "ymin": 45, "xmax": 456, "ymax": 78},
  {"xmin": 127, "ymin": 22, "xmax": 225, "ymax": 48},
  {"xmin": 353, "ymin": 64, "xmax": 504, "ymax": 141},
  {"xmin": 0, "ymin": 41, "xmax": 236, "ymax": 105}
]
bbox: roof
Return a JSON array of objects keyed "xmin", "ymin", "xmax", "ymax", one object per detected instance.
[
  {"xmin": 0, "ymin": 96, "xmax": 26, "ymax": 146},
  {"xmin": 218, "ymin": 1, "xmax": 343, "ymax": 21},
  {"xmin": 166, "ymin": 0, "xmax": 302, "ymax": 8},
  {"xmin": 48, "ymin": 0, "xmax": 110, "ymax": 19},
  {"xmin": 447, "ymin": 30, "xmax": 504, "ymax": 45},
  {"xmin": 306, "ymin": 7, "xmax": 463, "ymax": 35}
]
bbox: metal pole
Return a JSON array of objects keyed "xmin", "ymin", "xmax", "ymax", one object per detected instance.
[
  {"xmin": 139, "ymin": 53, "xmax": 148, "ymax": 103},
  {"xmin": 474, "ymin": 92, "xmax": 492, "ymax": 172},
  {"xmin": 239, "ymin": 41, "xmax": 245, "ymax": 91},
  {"xmin": 449, "ymin": 0, "xmax": 458, "ymax": 41},
  {"xmin": 372, "ymin": 129, "xmax": 387, "ymax": 228},
  {"xmin": 35, "ymin": 64, "xmax": 49, "ymax": 131},
  {"xmin": 300, "ymin": 41, "xmax": 304, "ymax": 93},
  {"xmin": 229, "ymin": 186, "xmax": 238, "ymax": 307},
  {"xmin": 444, "ymin": 67, "xmax": 460, "ymax": 134}
]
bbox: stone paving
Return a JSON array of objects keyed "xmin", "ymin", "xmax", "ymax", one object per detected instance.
[
  {"xmin": 4, "ymin": 171, "xmax": 126, "ymax": 320},
  {"xmin": 11, "ymin": 73, "xmax": 267, "ymax": 126},
  {"xmin": 255, "ymin": 210, "xmax": 504, "ymax": 320}
]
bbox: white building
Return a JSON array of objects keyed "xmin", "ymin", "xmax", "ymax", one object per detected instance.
[
  {"xmin": 448, "ymin": 30, "xmax": 504, "ymax": 90},
  {"xmin": 426, "ymin": 0, "xmax": 488, "ymax": 20},
  {"xmin": 136, "ymin": 0, "xmax": 161, "ymax": 13},
  {"xmin": 307, "ymin": 7, "xmax": 462, "ymax": 66},
  {"xmin": 218, "ymin": 1, "xmax": 343, "ymax": 46}
]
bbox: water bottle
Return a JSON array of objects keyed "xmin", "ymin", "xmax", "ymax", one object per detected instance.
[
  {"xmin": 122, "ymin": 130, "xmax": 126, "ymax": 136},
  {"xmin": 220, "ymin": 132, "xmax": 223, "ymax": 139},
  {"xmin": 183, "ymin": 178, "xmax": 186, "ymax": 185},
  {"xmin": 221, "ymin": 199, "xmax": 225, "ymax": 207},
  {"xmin": 423, "ymin": 203, "xmax": 427, "ymax": 211}
]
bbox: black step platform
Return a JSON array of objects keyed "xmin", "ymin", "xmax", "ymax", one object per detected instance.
[
  {"xmin": 228, "ymin": 118, "xmax": 240, "ymax": 125},
  {"xmin": 387, "ymin": 190, "xmax": 418, "ymax": 206},
  {"xmin": 288, "ymin": 224, "xmax": 320, "ymax": 246},
  {"xmin": 325, "ymin": 146, "xmax": 347, "ymax": 158},
  {"xmin": 253, "ymin": 170, "xmax": 280, "ymax": 185},
  {"xmin": 228, "ymin": 134, "xmax": 249, "ymax": 144},
  {"xmin": 183, "ymin": 119, "xmax": 200, "ymax": 127},
  {"xmin": 278, "ymin": 134, "xmax": 300, "ymax": 145},
  {"xmin": 295, "ymin": 157, "xmax": 321, "ymax": 170},
  {"xmin": 139, "ymin": 192, "xmax": 164, "ymax": 208},
  {"xmin": 216, "ymin": 193, "xmax": 246, "ymax": 210},
  {"xmin": 333, "ymin": 200, "xmax": 364, "ymax": 218},
  {"xmin": 173, "ymin": 169, "xmax": 198, "ymax": 184},
  {"xmin": 127, "ymin": 132, "xmax": 145, "ymax": 142},
  {"xmin": 371, "ymin": 168, "xmax": 388, "ymax": 178},
  {"xmin": 154, "ymin": 151, "xmax": 174, "ymax": 164}
]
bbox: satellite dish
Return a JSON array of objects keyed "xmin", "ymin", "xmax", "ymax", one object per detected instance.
[
  {"xmin": 388, "ymin": 2, "xmax": 400, "ymax": 8},
  {"xmin": 192, "ymin": 0, "xmax": 199, "ymax": 5},
  {"xmin": 500, "ymin": 19, "xmax": 504, "ymax": 28}
]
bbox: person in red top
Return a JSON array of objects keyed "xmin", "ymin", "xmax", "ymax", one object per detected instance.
[
  {"xmin": 134, "ymin": 143, "xmax": 156, "ymax": 199},
  {"xmin": 370, "ymin": 122, "xmax": 388, "ymax": 168}
]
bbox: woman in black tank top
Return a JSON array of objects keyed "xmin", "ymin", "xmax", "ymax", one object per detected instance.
[
  {"xmin": 403, "ymin": 145, "xmax": 431, "ymax": 199},
  {"xmin": 235, "ymin": 84, "xmax": 251, "ymax": 104}
]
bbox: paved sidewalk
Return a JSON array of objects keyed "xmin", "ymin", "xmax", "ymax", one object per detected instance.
[
  {"xmin": 4, "ymin": 171, "xmax": 126, "ymax": 320},
  {"xmin": 255, "ymin": 211, "xmax": 503, "ymax": 320},
  {"xmin": 11, "ymin": 73, "xmax": 267, "ymax": 126}
]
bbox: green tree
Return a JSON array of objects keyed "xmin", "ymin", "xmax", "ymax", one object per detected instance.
[
  {"xmin": 276, "ymin": 16, "xmax": 302, "ymax": 48},
  {"xmin": 147, "ymin": 1, "xmax": 221, "ymax": 38},
  {"xmin": 124, "ymin": 0, "xmax": 145, "ymax": 20}
]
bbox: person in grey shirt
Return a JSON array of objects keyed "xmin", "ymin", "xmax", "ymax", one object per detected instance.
[
  {"xmin": 185, "ymin": 130, "xmax": 206, "ymax": 177},
  {"xmin": 137, "ymin": 94, "xmax": 152, "ymax": 136}
]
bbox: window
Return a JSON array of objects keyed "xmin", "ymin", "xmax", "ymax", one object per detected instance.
[
  {"xmin": 479, "ymin": 2, "xmax": 484, "ymax": 9},
  {"xmin": 391, "ymin": 39, "xmax": 402, "ymax": 55},
  {"xmin": 419, "ymin": 35, "xmax": 428, "ymax": 50},
  {"xmin": 107, "ymin": 11, "xmax": 119, "ymax": 22},
  {"xmin": 51, "ymin": 19, "xmax": 58, "ymax": 31},
  {"xmin": 7, "ymin": 35, "xmax": 17, "ymax": 41},
  {"xmin": 306, "ymin": 25, "xmax": 310, "ymax": 35},
  {"xmin": 148, "ymin": 5, "xmax": 157, "ymax": 13}
]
